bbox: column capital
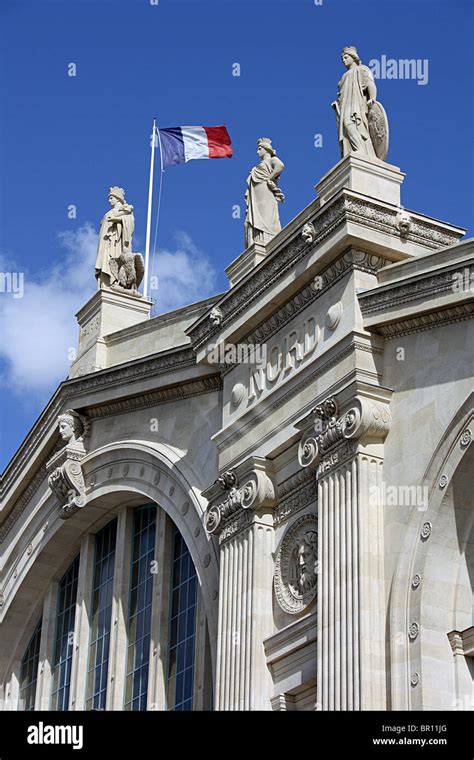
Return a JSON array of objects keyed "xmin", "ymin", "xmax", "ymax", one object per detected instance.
[
  {"xmin": 203, "ymin": 456, "xmax": 277, "ymax": 538},
  {"xmin": 296, "ymin": 384, "xmax": 392, "ymax": 475}
]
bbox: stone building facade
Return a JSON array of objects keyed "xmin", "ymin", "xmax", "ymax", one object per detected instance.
[{"xmin": 0, "ymin": 153, "xmax": 473, "ymax": 711}]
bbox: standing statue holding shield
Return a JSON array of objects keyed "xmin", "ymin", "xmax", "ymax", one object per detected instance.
[{"xmin": 332, "ymin": 46, "xmax": 389, "ymax": 161}]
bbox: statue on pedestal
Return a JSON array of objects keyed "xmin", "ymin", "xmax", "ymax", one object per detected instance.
[
  {"xmin": 332, "ymin": 46, "xmax": 389, "ymax": 161},
  {"xmin": 244, "ymin": 138, "xmax": 285, "ymax": 248},
  {"xmin": 95, "ymin": 186, "xmax": 144, "ymax": 294}
]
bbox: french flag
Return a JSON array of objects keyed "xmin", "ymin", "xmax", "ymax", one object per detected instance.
[{"xmin": 158, "ymin": 125, "xmax": 232, "ymax": 169}]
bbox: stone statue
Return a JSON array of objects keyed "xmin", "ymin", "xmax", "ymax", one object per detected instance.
[
  {"xmin": 47, "ymin": 410, "xmax": 90, "ymax": 520},
  {"xmin": 332, "ymin": 46, "xmax": 389, "ymax": 161},
  {"xmin": 95, "ymin": 187, "xmax": 145, "ymax": 294},
  {"xmin": 244, "ymin": 138, "xmax": 285, "ymax": 248},
  {"xmin": 57, "ymin": 410, "xmax": 89, "ymax": 448}
]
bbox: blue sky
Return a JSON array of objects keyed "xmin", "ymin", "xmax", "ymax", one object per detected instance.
[{"xmin": 1, "ymin": 0, "xmax": 473, "ymax": 470}]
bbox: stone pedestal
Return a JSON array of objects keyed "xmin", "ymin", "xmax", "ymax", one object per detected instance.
[
  {"xmin": 203, "ymin": 457, "xmax": 277, "ymax": 710},
  {"xmin": 69, "ymin": 289, "xmax": 152, "ymax": 378},
  {"xmin": 297, "ymin": 386, "xmax": 392, "ymax": 710},
  {"xmin": 225, "ymin": 242, "xmax": 267, "ymax": 288},
  {"xmin": 316, "ymin": 153, "xmax": 405, "ymax": 208}
]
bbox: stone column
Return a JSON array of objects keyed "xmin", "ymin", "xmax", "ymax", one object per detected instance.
[
  {"xmin": 36, "ymin": 582, "xmax": 59, "ymax": 710},
  {"xmin": 193, "ymin": 593, "xmax": 213, "ymax": 710},
  {"xmin": 107, "ymin": 506, "xmax": 133, "ymax": 710},
  {"xmin": 5, "ymin": 661, "xmax": 21, "ymax": 710},
  {"xmin": 204, "ymin": 457, "xmax": 277, "ymax": 710},
  {"xmin": 70, "ymin": 534, "xmax": 95, "ymax": 710},
  {"xmin": 148, "ymin": 508, "xmax": 173, "ymax": 711},
  {"xmin": 297, "ymin": 388, "xmax": 391, "ymax": 710}
]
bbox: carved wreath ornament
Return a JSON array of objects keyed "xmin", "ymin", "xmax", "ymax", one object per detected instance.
[{"xmin": 274, "ymin": 514, "xmax": 318, "ymax": 614}]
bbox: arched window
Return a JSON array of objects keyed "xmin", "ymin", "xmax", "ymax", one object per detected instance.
[
  {"xmin": 86, "ymin": 518, "xmax": 117, "ymax": 710},
  {"xmin": 10, "ymin": 502, "xmax": 212, "ymax": 712},
  {"xmin": 19, "ymin": 617, "xmax": 42, "ymax": 711},
  {"xmin": 166, "ymin": 524, "xmax": 198, "ymax": 710},
  {"xmin": 51, "ymin": 556, "xmax": 80, "ymax": 710},
  {"xmin": 124, "ymin": 505, "xmax": 157, "ymax": 710}
]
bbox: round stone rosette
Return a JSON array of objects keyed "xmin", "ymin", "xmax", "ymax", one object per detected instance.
[{"xmin": 274, "ymin": 514, "xmax": 318, "ymax": 614}]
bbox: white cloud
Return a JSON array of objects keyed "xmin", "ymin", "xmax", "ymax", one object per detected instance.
[
  {"xmin": 0, "ymin": 227, "xmax": 218, "ymax": 396},
  {"xmin": 0, "ymin": 224, "xmax": 98, "ymax": 396},
  {"xmin": 151, "ymin": 231, "xmax": 218, "ymax": 314}
]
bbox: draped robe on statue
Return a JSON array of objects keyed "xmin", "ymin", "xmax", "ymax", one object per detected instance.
[
  {"xmin": 95, "ymin": 205, "xmax": 134, "ymax": 288},
  {"xmin": 244, "ymin": 158, "xmax": 284, "ymax": 247},
  {"xmin": 337, "ymin": 64, "xmax": 377, "ymax": 158}
]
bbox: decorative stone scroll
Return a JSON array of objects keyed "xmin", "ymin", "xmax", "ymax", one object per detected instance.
[
  {"xmin": 297, "ymin": 393, "xmax": 391, "ymax": 475},
  {"xmin": 46, "ymin": 410, "xmax": 90, "ymax": 520},
  {"xmin": 204, "ymin": 456, "xmax": 277, "ymax": 538}
]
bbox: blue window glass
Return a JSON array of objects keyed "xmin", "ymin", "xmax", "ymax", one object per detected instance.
[
  {"xmin": 19, "ymin": 617, "xmax": 42, "ymax": 711},
  {"xmin": 167, "ymin": 525, "xmax": 197, "ymax": 710},
  {"xmin": 86, "ymin": 518, "xmax": 117, "ymax": 710},
  {"xmin": 124, "ymin": 505, "xmax": 156, "ymax": 711},
  {"xmin": 51, "ymin": 556, "xmax": 79, "ymax": 710}
]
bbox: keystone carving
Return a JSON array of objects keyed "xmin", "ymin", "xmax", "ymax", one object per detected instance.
[{"xmin": 46, "ymin": 410, "xmax": 90, "ymax": 520}]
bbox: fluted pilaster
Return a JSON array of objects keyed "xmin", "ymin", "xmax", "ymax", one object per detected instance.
[
  {"xmin": 204, "ymin": 457, "xmax": 277, "ymax": 710},
  {"xmin": 298, "ymin": 388, "xmax": 390, "ymax": 710}
]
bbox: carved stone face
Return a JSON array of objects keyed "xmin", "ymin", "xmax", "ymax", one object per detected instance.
[
  {"xmin": 342, "ymin": 53, "xmax": 354, "ymax": 68},
  {"xmin": 257, "ymin": 144, "xmax": 266, "ymax": 158},
  {"xmin": 275, "ymin": 516, "xmax": 318, "ymax": 614},
  {"xmin": 108, "ymin": 194, "xmax": 121, "ymax": 207},
  {"xmin": 397, "ymin": 213, "xmax": 412, "ymax": 235},
  {"xmin": 59, "ymin": 418, "xmax": 75, "ymax": 442},
  {"xmin": 209, "ymin": 306, "xmax": 223, "ymax": 327},
  {"xmin": 296, "ymin": 535, "xmax": 317, "ymax": 593}
]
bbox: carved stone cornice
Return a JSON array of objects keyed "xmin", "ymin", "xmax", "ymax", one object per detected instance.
[
  {"xmin": 87, "ymin": 375, "xmax": 222, "ymax": 419},
  {"xmin": 345, "ymin": 198, "xmax": 462, "ymax": 250},
  {"xmin": 187, "ymin": 192, "xmax": 463, "ymax": 354},
  {"xmin": 447, "ymin": 626, "xmax": 474, "ymax": 657},
  {"xmin": 368, "ymin": 303, "xmax": 474, "ymax": 339},
  {"xmin": 216, "ymin": 337, "xmax": 382, "ymax": 454},
  {"xmin": 297, "ymin": 392, "xmax": 391, "ymax": 477},
  {"xmin": 246, "ymin": 249, "xmax": 385, "ymax": 343},
  {"xmin": 188, "ymin": 198, "xmax": 346, "ymax": 352},
  {"xmin": 217, "ymin": 250, "xmax": 385, "ymax": 380},
  {"xmin": 203, "ymin": 456, "xmax": 277, "ymax": 540},
  {"xmin": 68, "ymin": 346, "xmax": 197, "ymax": 395},
  {"xmin": 274, "ymin": 471, "xmax": 317, "ymax": 526},
  {"xmin": 359, "ymin": 263, "xmax": 474, "ymax": 316},
  {"xmin": 0, "ymin": 465, "xmax": 49, "ymax": 543}
]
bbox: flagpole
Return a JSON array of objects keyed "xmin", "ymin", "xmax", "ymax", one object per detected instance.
[
  {"xmin": 149, "ymin": 126, "xmax": 164, "ymax": 316},
  {"xmin": 143, "ymin": 117, "xmax": 157, "ymax": 300}
]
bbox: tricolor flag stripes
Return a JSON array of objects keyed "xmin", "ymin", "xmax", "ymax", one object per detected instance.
[{"xmin": 158, "ymin": 125, "xmax": 232, "ymax": 168}]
